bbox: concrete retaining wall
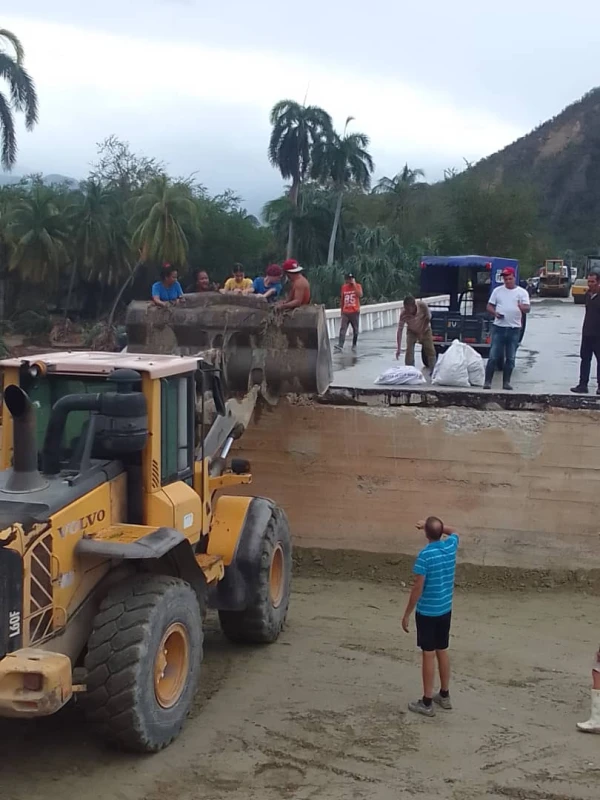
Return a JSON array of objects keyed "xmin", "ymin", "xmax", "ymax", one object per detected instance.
[{"xmin": 233, "ymin": 398, "xmax": 600, "ymax": 572}]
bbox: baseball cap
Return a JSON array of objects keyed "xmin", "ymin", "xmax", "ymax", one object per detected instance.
[
  {"xmin": 266, "ymin": 264, "xmax": 283, "ymax": 278},
  {"xmin": 283, "ymin": 258, "xmax": 303, "ymax": 273},
  {"xmin": 345, "ymin": 272, "xmax": 355, "ymax": 280},
  {"xmin": 501, "ymin": 267, "xmax": 515, "ymax": 276}
]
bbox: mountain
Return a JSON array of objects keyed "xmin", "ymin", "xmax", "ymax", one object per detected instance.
[
  {"xmin": 469, "ymin": 88, "xmax": 600, "ymax": 251},
  {"xmin": 0, "ymin": 172, "xmax": 78, "ymax": 188}
]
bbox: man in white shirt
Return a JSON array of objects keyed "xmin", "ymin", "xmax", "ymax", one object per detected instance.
[{"xmin": 483, "ymin": 267, "xmax": 530, "ymax": 390}]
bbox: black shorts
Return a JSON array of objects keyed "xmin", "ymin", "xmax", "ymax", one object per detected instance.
[{"xmin": 415, "ymin": 611, "xmax": 452, "ymax": 651}]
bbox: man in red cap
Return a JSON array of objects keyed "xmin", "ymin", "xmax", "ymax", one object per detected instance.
[
  {"xmin": 483, "ymin": 267, "xmax": 530, "ymax": 390},
  {"xmin": 277, "ymin": 259, "xmax": 311, "ymax": 310},
  {"xmin": 250, "ymin": 264, "xmax": 284, "ymax": 303}
]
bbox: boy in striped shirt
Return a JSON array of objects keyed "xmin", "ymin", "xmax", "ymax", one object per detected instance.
[{"xmin": 402, "ymin": 517, "xmax": 459, "ymax": 717}]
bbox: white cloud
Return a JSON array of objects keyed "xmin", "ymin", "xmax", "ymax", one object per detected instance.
[{"xmin": 4, "ymin": 14, "xmax": 525, "ymax": 207}]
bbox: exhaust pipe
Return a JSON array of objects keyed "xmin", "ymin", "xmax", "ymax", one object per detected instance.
[{"xmin": 2, "ymin": 384, "xmax": 49, "ymax": 494}]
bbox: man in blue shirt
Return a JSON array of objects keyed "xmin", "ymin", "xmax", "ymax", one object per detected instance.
[
  {"xmin": 151, "ymin": 265, "xmax": 185, "ymax": 307},
  {"xmin": 402, "ymin": 516, "xmax": 459, "ymax": 717},
  {"xmin": 250, "ymin": 264, "xmax": 283, "ymax": 302}
]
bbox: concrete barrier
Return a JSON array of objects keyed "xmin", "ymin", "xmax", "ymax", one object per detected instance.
[
  {"xmin": 325, "ymin": 295, "xmax": 448, "ymax": 338},
  {"xmin": 233, "ymin": 395, "xmax": 600, "ymax": 572}
]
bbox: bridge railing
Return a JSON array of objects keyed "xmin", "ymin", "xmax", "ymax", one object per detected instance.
[{"xmin": 324, "ymin": 295, "xmax": 448, "ymax": 339}]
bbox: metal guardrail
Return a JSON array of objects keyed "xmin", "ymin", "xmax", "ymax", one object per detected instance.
[{"xmin": 324, "ymin": 296, "xmax": 448, "ymax": 338}]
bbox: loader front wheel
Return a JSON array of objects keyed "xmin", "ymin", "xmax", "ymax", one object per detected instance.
[
  {"xmin": 219, "ymin": 505, "xmax": 292, "ymax": 644},
  {"xmin": 83, "ymin": 575, "xmax": 202, "ymax": 752}
]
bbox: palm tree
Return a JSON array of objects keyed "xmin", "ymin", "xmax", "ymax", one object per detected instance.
[
  {"xmin": 374, "ymin": 164, "xmax": 425, "ymax": 194},
  {"xmin": 268, "ymin": 99, "xmax": 333, "ymax": 258},
  {"xmin": 0, "ymin": 29, "xmax": 38, "ymax": 170},
  {"xmin": 129, "ymin": 176, "xmax": 197, "ymax": 266},
  {"xmin": 312, "ymin": 117, "xmax": 374, "ymax": 265},
  {"xmin": 63, "ymin": 180, "xmax": 114, "ymax": 318},
  {"xmin": 262, "ymin": 184, "xmax": 339, "ymax": 267},
  {"xmin": 7, "ymin": 183, "xmax": 69, "ymax": 282},
  {"xmin": 373, "ymin": 164, "xmax": 426, "ymax": 241}
]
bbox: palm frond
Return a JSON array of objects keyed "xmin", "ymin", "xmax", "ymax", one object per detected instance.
[
  {"xmin": 0, "ymin": 29, "xmax": 25, "ymax": 63},
  {"xmin": 0, "ymin": 92, "xmax": 16, "ymax": 170}
]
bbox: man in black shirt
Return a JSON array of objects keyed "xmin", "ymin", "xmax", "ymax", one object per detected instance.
[{"xmin": 572, "ymin": 271, "xmax": 600, "ymax": 395}]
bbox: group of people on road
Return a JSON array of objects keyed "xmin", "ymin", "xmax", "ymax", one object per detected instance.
[
  {"xmin": 150, "ymin": 258, "xmax": 311, "ymax": 311},
  {"xmin": 152, "ymin": 258, "xmax": 600, "ymax": 391},
  {"xmin": 393, "ymin": 266, "xmax": 600, "ymax": 394}
]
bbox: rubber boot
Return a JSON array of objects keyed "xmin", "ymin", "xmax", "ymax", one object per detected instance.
[
  {"xmin": 502, "ymin": 366, "xmax": 513, "ymax": 391},
  {"xmin": 483, "ymin": 360, "xmax": 494, "ymax": 390},
  {"xmin": 577, "ymin": 689, "xmax": 600, "ymax": 733}
]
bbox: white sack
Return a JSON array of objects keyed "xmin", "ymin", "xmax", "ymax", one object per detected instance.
[{"xmin": 374, "ymin": 366, "xmax": 426, "ymax": 385}]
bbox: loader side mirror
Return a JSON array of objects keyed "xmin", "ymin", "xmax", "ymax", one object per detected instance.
[{"xmin": 212, "ymin": 373, "xmax": 226, "ymax": 417}]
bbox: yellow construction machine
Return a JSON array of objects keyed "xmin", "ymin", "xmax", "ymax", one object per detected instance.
[
  {"xmin": 0, "ymin": 298, "xmax": 332, "ymax": 752},
  {"xmin": 572, "ymin": 256, "xmax": 600, "ymax": 304},
  {"xmin": 538, "ymin": 258, "xmax": 572, "ymax": 298}
]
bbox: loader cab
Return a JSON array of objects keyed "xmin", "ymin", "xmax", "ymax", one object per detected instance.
[{"xmin": 0, "ymin": 353, "xmax": 229, "ymax": 537}]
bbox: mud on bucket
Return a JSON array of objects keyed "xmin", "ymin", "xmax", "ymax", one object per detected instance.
[{"xmin": 125, "ymin": 294, "xmax": 333, "ymax": 396}]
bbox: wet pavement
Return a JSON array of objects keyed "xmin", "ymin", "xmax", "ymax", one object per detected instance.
[{"xmin": 332, "ymin": 297, "xmax": 596, "ymax": 395}]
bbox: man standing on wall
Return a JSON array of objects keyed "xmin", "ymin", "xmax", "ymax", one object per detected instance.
[
  {"xmin": 335, "ymin": 273, "xmax": 363, "ymax": 352},
  {"xmin": 402, "ymin": 517, "xmax": 459, "ymax": 717},
  {"xmin": 571, "ymin": 271, "xmax": 600, "ymax": 395},
  {"xmin": 396, "ymin": 296, "xmax": 437, "ymax": 370},
  {"xmin": 483, "ymin": 267, "xmax": 530, "ymax": 391}
]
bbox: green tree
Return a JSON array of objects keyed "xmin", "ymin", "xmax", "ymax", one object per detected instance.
[
  {"xmin": 64, "ymin": 180, "xmax": 115, "ymax": 316},
  {"xmin": 375, "ymin": 165, "xmax": 425, "ymax": 194},
  {"xmin": 130, "ymin": 176, "xmax": 197, "ymax": 267},
  {"xmin": 7, "ymin": 182, "xmax": 69, "ymax": 283},
  {"xmin": 345, "ymin": 225, "xmax": 417, "ymax": 300},
  {"xmin": 263, "ymin": 184, "xmax": 348, "ymax": 268},
  {"xmin": 439, "ymin": 176, "xmax": 538, "ymax": 260},
  {"xmin": 90, "ymin": 135, "xmax": 165, "ymax": 194},
  {"xmin": 373, "ymin": 164, "xmax": 426, "ymax": 240},
  {"xmin": 312, "ymin": 117, "xmax": 374, "ymax": 265},
  {"xmin": 268, "ymin": 99, "xmax": 333, "ymax": 258},
  {"xmin": 0, "ymin": 29, "xmax": 38, "ymax": 170}
]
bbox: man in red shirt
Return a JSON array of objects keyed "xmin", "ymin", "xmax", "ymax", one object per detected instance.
[{"xmin": 335, "ymin": 273, "xmax": 363, "ymax": 352}]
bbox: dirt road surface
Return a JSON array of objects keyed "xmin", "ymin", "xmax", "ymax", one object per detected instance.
[{"xmin": 2, "ymin": 577, "xmax": 599, "ymax": 800}]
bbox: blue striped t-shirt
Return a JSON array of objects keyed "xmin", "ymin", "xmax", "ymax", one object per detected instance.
[{"xmin": 413, "ymin": 533, "xmax": 459, "ymax": 617}]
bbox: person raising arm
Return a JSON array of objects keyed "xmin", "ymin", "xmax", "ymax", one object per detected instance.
[{"xmin": 402, "ymin": 517, "xmax": 459, "ymax": 718}]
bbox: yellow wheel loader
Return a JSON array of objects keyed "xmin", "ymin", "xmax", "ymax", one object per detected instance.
[
  {"xmin": 572, "ymin": 256, "xmax": 600, "ymax": 304},
  {"xmin": 0, "ymin": 301, "xmax": 331, "ymax": 752}
]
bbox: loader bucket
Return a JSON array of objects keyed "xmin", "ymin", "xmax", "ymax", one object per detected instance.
[{"xmin": 125, "ymin": 293, "xmax": 333, "ymax": 395}]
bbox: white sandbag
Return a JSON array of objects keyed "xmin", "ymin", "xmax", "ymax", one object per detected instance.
[
  {"xmin": 374, "ymin": 366, "xmax": 426, "ymax": 385},
  {"xmin": 463, "ymin": 344, "xmax": 485, "ymax": 387},
  {"xmin": 432, "ymin": 339, "xmax": 470, "ymax": 387}
]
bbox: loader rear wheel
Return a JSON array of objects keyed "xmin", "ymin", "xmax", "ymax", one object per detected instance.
[
  {"xmin": 82, "ymin": 575, "xmax": 202, "ymax": 753},
  {"xmin": 219, "ymin": 505, "xmax": 292, "ymax": 644}
]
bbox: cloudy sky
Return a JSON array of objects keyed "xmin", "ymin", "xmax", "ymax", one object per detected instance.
[{"xmin": 3, "ymin": 2, "xmax": 599, "ymax": 212}]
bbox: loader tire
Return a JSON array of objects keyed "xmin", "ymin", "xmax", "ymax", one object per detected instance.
[
  {"xmin": 82, "ymin": 575, "xmax": 202, "ymax": 753},
  {"xmin": 219, "ymin": 505, "xmax": 292, "ymax": 644}
]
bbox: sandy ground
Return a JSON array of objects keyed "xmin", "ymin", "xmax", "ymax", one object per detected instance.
[{"xmin": 2, "ymin": 576, "xmax": 600, "ymax": 800}]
